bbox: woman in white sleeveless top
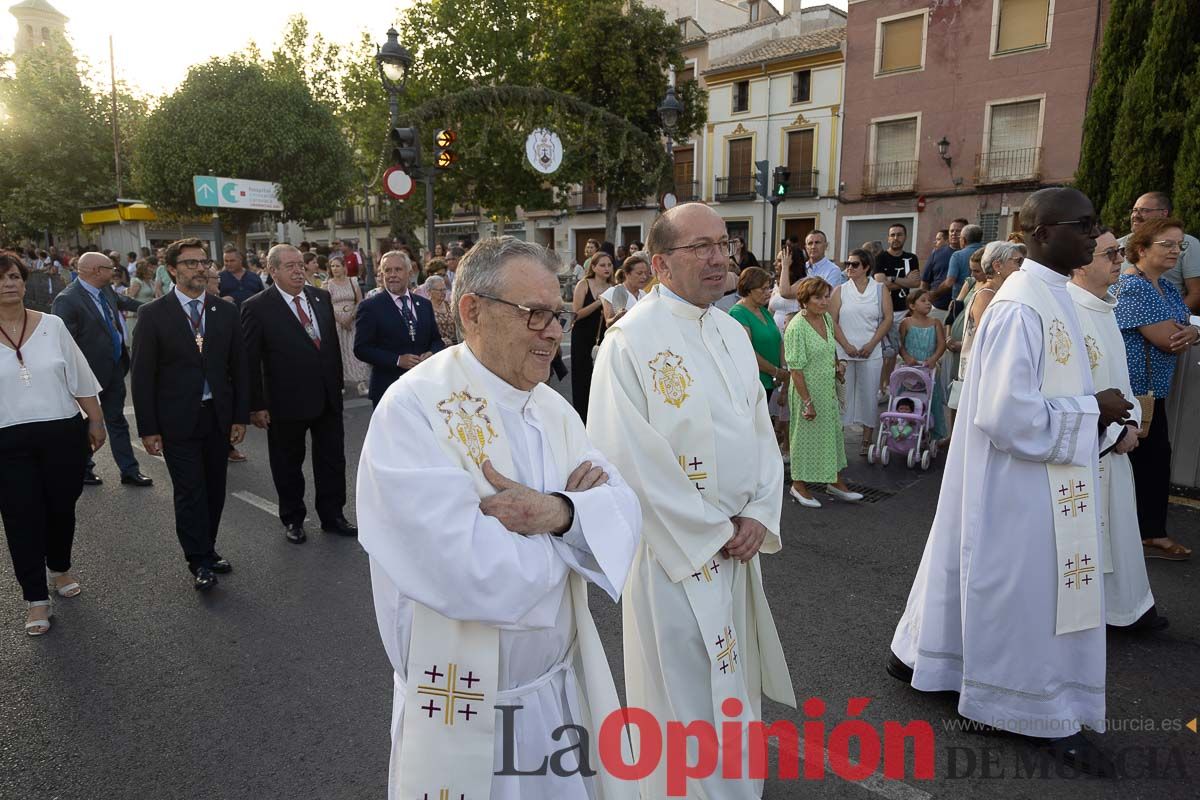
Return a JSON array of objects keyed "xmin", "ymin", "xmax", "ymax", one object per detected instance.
[{"xmin": 831, "ymin": 249, "xmax": 892, "ymax": 455}]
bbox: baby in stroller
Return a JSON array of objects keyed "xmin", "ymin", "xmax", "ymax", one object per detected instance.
[{"xmin": 869, "ymin": 366, "xmax": 939, "ymax": 470}]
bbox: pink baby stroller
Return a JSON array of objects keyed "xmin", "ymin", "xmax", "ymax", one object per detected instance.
[{"xmin": 868, "ymin": 366, "xmax": 940, "ymax": 470}]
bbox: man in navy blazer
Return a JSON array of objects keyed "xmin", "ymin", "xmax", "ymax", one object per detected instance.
[{"xmin": 354, "ymin": 251, "xmax": 444, "ymax": 406}]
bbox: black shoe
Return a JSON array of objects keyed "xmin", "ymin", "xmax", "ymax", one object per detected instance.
[
  {"xmin": 285, "ymin": 523, "xmax": 307, "ymax": 544},
  {"xmin": 120, "ymin": 472, "xmax": 153, "ymax": 487},
  {"xmin": 208, "ymin": 555, "xmax": 232, "ymax": 574},
  {"xmin": 82, "ymin": 470, "xmax": 102, "ymax": 486},
  {"xmin": 193, "ymin": 566, "xmax": 218, "ymax": 591},
  {"xmin": 1036, "ymin": 732, "xmax": 1115, "ymax": 777},
  {"xmin": 321, "ymin": 516, "xmax": 358, "ymax": 537},
  {"xmin": 886, "ymin": 651, "xmax": 914, "ymax": 684},
  {"xmin": 1109, "ymin": 606, "xmax": 1169, "ymax": 633}
]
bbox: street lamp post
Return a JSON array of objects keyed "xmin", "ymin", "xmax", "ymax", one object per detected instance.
[
  {"xmin": 657, "ymin": 83, "xmax": 684, "ymax": 205},
  {"xmin": 375, "ymin": 28, "xmax": 436, "ymax": 263}
]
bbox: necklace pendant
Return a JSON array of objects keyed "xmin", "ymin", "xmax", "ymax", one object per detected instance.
[
  {"xmin": 195, "ymin": 334, "xmax": 204, "ymax": 353},
  {"xmin": 19, "ymin": 363, "xmax": 31, "ymax": 387}
]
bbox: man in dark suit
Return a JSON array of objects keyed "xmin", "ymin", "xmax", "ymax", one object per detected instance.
[
  {"xmin": 242, "ymin": 244, "xmax": 356, "ymax": 544},
  {"xmin": 354, "ymin": 250, "xmax": 444, "ymax": 406},
  {"xmin": 131, "ymin": 239, "xmax": 249, "ymax": 590},
  {"xmin": 52, "ymin": 251, "xmax": 153, "ymax": 487}
]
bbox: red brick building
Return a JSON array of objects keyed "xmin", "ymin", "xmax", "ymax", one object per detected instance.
[{"xmin": 836, "ymin": 0, "xmax": 1110, "ymax": 260}]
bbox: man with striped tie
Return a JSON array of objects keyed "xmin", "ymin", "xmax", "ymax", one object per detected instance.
[{"xmin": 241, "ymin": 244, "xmax": 357, "ymax": 545}]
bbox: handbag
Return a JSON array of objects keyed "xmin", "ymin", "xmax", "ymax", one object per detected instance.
[{"xmin": 1135, "ymin": 337, "xmax": 1155, "ymax": 438}]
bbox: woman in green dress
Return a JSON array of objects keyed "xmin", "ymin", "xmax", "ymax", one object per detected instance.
[
  {"xmin": 728, "ymin": 267, "xmax": 788, "ymax": 399},
  {"xmin": 785, "ymin": 277, "xmax": 864, "ymax": 508}
]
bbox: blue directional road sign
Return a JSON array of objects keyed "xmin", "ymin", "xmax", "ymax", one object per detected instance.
[{"xmin": 192, "ymin": 175, "xmax": 283, "ymax": 211}]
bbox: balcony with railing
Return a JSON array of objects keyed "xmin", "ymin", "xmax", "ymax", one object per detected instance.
[
  {"xmin": 714, "ymin": 175, "xmax": 756, "ymax": 202},
  {"xmin": 567, "ymin": 185, "xmax": 604, "ymax": 211},
  {"xmin": 975, "ymin": 147, "xmax": 1042, "ymax": 186},
  {"xmin": 674, "ymin": 180, "xmax": 700, "ymax": 202},
  {"xmin": 862, "ymin": 161, "xmax": 918, "ymax": 196},
  {"xmin": 785, "ymin": 169, "xmax": 819, "ymax": 198}
]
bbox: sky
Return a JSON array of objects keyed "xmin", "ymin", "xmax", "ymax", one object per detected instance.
[{"xmin": 1, "ymin": 0, "xmax": 845, "ymax": 97}]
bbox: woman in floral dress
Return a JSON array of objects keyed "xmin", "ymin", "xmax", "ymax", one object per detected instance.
[
  {"xmin": 785, "ymin": 277, "xmax": 863, "ymax": 508},
  {"xmin": 326, "ymin": 259, "xmax": 370, "ymax": 395}
]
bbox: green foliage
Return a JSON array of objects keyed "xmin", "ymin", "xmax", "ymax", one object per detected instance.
[
  {"xmin": 1074, "ymin": 0, "xmax": 1153, "ymax": 214},
  {"xmin": 130, "ymin": 56, "xmax": 354, "ymax": 238},
  {"xmin": 1101, "ymin": 0, "xmax": 1200, "ymax": 232},
  {"xmin": 0, "ymin": 40, "xmax": 145, "ymax": 240},
  {"xmin": 1171, "ymin": 50, "xmax": 1200, "ymax": 234}
]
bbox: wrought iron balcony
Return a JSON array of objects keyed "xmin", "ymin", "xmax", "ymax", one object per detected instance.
[
  {"xmin": 975, "ymin": 147, "xmax": 1042, "ymax": 186},
  {"xmin": 862, "ymin": 160, "xmax": 918, "ymax": 196},
  {"xmin": 785, "ymin": 169, "xmax": 819, "ymax": 198},
  {"xmin": 714, "ymin": 175, "xmax": 756, "ymax": 202}
]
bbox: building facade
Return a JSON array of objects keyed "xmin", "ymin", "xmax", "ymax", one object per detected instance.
[
  {"xmin": 836, "ymin": 0, "xmax": 1110, "ymax": 260},
  {"xmin": 8, "ymin": 0, "xmax": 67, "ymax": 55}
]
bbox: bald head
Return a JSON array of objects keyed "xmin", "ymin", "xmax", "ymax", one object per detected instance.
[
  {"xmin": 648, "ymin": 202, "xmax": 730, "ymax": 306},
  {"xmin": 77, "ymin": 251, "xmax": 116, "ymax": 288},
  {"xmin": 1018, "ymin": 187, "xmax": 1092, "ymax": 232},
  {"xmin": 1018, "ymin": 187, "xmax": 1099, "ymax": 275}
]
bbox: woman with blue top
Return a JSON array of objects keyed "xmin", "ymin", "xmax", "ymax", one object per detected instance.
[{"xmin": 1116, "ymin": 217, "xmax": 1200, "ymax": 561}]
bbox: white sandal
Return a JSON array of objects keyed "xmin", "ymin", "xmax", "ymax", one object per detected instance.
[
  {"xmin": 48, "ymin": 570, "xmax": 81, "ymax": 598},
  {"xmin": 25, "ymin": 600, "xmax": 51, "ymax": 636}
]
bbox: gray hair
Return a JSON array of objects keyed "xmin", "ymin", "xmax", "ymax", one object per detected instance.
[
  {"xmin": 266, "ymin": 243, "xmax": 299, "ymax": 270},
  {"xmin": 378, "ymin": 249, "xmax": 411, "ymax": 270},
  {"xmin": 451, "ymin": 236, "xmax": 560, "ymax": 328},
  {"xmin": 961, "ymin": 224, "xmax": 984, "ymax": 245},
  {"xmin": 980, "ymin": 241, "xmax": 1026, "ymax": 277},
  {"xmin": 423, "ymin": 274, "xmax": 447, "ymax": 292}
]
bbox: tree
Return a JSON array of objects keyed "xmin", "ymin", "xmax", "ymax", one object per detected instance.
[
  {"xmin": 1074, "ymin": 0, "xmax": 1154, "ymax": 214},
  {"xmin": 130, "ymin": 56, "xmax": 354, "ymax": 246},
  {"xmin": 0, "ymin": 39, "xmax": 144, "ymax": 241},
  {"xmin": 393, "ymin": 0, "xmax": 707, "ymax": 242},
  {"xmin": 1171, "ymin": 49, "xmax": 1200, "ymax": 234},
  {"xmin": 1101, "ymin": 0, "xmax": 1200, "ymax": 232}
]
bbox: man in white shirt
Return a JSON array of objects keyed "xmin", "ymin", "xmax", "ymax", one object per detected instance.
[{"xmin": 358, "ymin": 236, "xmax": 640, "ymax": 800}]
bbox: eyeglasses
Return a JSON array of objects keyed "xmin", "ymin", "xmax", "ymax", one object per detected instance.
[
  {"xmin": 471, "ymin": 293, "xmax": 576, "ymax": 331},
  {"xmin": 1130, "ymin": 207, "xmax": 1167, "ymax": 215},
  {"xmin": 664, "ymin": 238, "xmax": 734, "ymax": 260},
  {"xmin": 843, "ymin": 260, "xmax": 864, "ymax": 269},
  {"xmin": 1094, "ymin": 246, "xmax": 1123, "ymax": 262},
  {"xmin": 176, "ymin": 259, "xmax": 215, "ymax": 269},
  {"xmin": 1152, "ymin": 239, "xmax": 1188, "ymax": 252},
  {"xmin": 1041, "ymin": 219, "xmax": 1098, "ymax": 235}
]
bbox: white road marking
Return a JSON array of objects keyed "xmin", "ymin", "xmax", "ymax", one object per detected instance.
[
  {"xmin": 233, "ymin": 491, "xmax": 279, "ymax": 516},
  {"xmin": 769, "ymin": 740, "xmax": 932, "ymax": 800}
]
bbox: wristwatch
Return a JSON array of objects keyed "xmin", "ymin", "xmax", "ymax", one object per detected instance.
[{"xmin": 550, "ymin": 492, "xmax": 574, "ymax": 536}]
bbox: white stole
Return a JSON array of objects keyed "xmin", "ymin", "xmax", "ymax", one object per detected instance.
[
  {"xmin": 619, "ymin": 289, "xmax": 795, "ymax": 716},
  {"xmin": 996, "ymin": 272, "xmax": 1102, "ymax": 635},
  {"xmin": 397, "ymin": 345, "xmax": 626, "ymax": 799}
]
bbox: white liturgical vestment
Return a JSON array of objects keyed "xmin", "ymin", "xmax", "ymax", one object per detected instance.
[
  {"xmin": 891, "ymin": 260, "xmax": 1106, "ymax": 738},
  {"xmin": 1066, "ymin": 281, "xmax": 1153, "ymax": 626},
  {"xmin": 358, "ymin": 343, "xmax": 641, "ymax": 800},
  {"xmin": 588, "ymin": 285, "xmax": 796, "ymax": 799}
]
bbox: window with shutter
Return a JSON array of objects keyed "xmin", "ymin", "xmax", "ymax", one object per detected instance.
[
  {"xmin": 996, "ymin": 0, "xmax": 1050, "ymax": 54},
  {"xmin": 726, "ymin": 138, "xmax": 753, "ymax": 195},
  {"xmin": 870, "ymin": 118, "xmax": 918, "ymax": 192},
  {"xmin": 878, "ymin": 14, "xmax": 925, "ymax": 74},
  {"xmin": 679, "ymin": 65, "xmax": 695, "ymax": 86},
  {"xmin": 733, "ymin": 81, "xmax": 750, "ymax": 113},
  {"xmin": 674, "ymin": 148, "xmax": 696, "ymax": 200},
  {"xmin": 984, "ymin": 100, "xmax": 1041, "ymax": 180},
  {"xmin": 792, "ymin": 70, "xmax": 811, "ymax": 104},
  {"xmin": 786, "ymin": 130, "xmax": 815, "ymax": 194}
]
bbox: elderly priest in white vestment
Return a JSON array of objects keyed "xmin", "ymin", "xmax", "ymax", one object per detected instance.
[
  {"xmin": 357, "ymin": 237, "xmax": 641, "ymax": 800},
  {"xmin": 588, "ymin": 202, "xmax": 796, "ymax": 799},
  {"xmin": 888, "ymin": 188, "xmax": 1134, "ymax": 777},
  {"xmin": 1067, "ymin": 228, "xmax": 1166, "ymax": 632}
]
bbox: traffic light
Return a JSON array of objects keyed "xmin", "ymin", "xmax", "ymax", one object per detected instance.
[
  {"xmin": 391, "ymin": 126, "xmax": 420, "ymax": 171},
  {"xmin": 434, "ymin": 129, "xmax": 458, "ymax": 170},
  {"xmin": 773, "ymin": 166, "xmax": 791, "ymax": 199},
  {"xmin": 754, "ymin": 160, "xmax": 770, "ymax": 198}
]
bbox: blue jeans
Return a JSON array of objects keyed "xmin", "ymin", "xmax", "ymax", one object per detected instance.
[{"xmin": 87, "ymin": 368, "xmax": 139, "ymax": 477}]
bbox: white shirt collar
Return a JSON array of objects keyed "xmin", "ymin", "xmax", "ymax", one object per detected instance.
[
  {"xmin": 1066, "ymin": 280, "xmax": 1117, "ymax": 313},
  {"xmin": 461, "ymin": 343, "xmax": 534, "ymax": 412},
  {"xmin": 387, "ymin": 289, "xmax": 410, "ymax": 302},
  {"xmin": 174, "ymin": 286, "xmax": 205, "ymax": 308},
  {"xmin": 276, "ymin": 284, "xmax": 306, "ymax": 304},
  {"xmin": 1021, "ymin": 258, "xmax": 1070, "ymax": 287}
]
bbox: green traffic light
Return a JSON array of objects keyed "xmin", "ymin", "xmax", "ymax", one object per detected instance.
[{"xmin": 775, "ymin": 184, "xmax": 787, "ymax": 196}]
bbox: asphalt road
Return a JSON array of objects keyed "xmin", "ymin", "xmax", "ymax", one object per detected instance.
[{"xmin": 0, "ymin": 370, "xmax": 1196, "ymax": 799}]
